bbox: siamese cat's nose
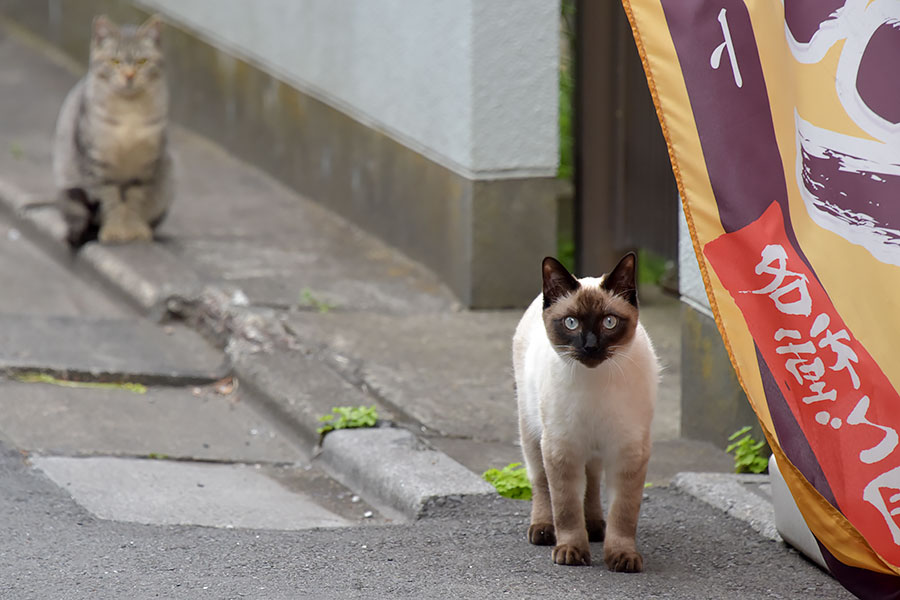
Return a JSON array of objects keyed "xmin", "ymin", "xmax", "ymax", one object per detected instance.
[{"xmin": 584, "ymin": 332, "xmax": 598, "ymax": 349}]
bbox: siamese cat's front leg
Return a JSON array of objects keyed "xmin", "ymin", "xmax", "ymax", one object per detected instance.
[
  {"xmin": 521, "ymin": 423, "xmax": 556, "ymax": 546},
  {"xmin": 543, "ymin": 438, "xmax": 591, "ymax": 566},
  {"xmin": 603, "ymin": 442, "xmax": 650, "ymax": 573},
  {"xmin": 584, "ymin": 456, "xmax": 606, "ymax": 542}
]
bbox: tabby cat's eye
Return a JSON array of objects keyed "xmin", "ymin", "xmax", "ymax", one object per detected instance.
[
  {"xmin": 564, "ymin": 317, "xmax": 579, "ymax": 330},
  {"xmin": 602, "ymin": 315, "xmax": 618, "ymax": 330},
  {"xmin": 110, "ymin": 58, "xmax": 120, "ymax": 64},
  {"xmin": 136, "ymin": 58, "xmax": 148, "ymax": 65}
]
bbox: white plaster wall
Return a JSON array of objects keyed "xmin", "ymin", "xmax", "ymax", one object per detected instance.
[
  {"xmin": 679, "ymin": 202, "xmax": 712, "ymax": 316},
  {"xmin": 137, "ymin": 0, "xmax": 559, "ymax": 179}
]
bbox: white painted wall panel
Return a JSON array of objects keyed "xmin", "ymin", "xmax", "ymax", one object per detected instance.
[
  {"xmin": 138, "ymin": 0, "xmax": 558, "ymax": 178},
  {"xmin": 679, "ymin": 202, "xmax": 712, "ymax": 315}
]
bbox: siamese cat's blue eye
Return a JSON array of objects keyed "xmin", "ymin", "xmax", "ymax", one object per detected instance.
[
  {"xmin": 602, "ymin": 315, "xmax": 618, "ymax": 329},
  {"xmin": 564, "ymin": 317, "xmax": 579, "ymax": 330}
]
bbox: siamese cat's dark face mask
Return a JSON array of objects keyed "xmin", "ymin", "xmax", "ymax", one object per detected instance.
[{"xmin": 541, "ymin": 254, "xmax": 639, "ymax": 368}]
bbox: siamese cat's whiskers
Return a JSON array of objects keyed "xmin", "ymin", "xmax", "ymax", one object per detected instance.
[
  {"xmin": 608, "ymin": 355, "xmax": 627, "ymax": 381},
  {"xmin": 610, "ymin": 349, "xmax": 640, "ymax": 369},
  {"xmin": 513, "ymin": 253, "xmax": 658, "ymax": 571}
]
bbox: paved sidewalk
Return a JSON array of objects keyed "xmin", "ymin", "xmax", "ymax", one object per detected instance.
[{"xmin": 0, "ymin": 19, "xmax": 736, "ymax": 522}]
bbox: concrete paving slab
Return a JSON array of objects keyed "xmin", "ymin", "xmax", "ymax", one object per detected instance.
[
  {"xmin": 427, "ymin": 437, "xmax": 524, "ymax": 481},
  {"xmin": 156, "ymin": 127, "xmax": 457, "ymax": 314},
  {"xmin": 285, "ymin": 301, "xmax": 686, "ymax": 445},
  {"xmin": 77, "ymin": 242, "xmax": 207, "ymax": 315},
  {"xmin": 0, "ymin": 381, "xmax": 301, "ymax": 463},
  {"xmin": 233, "ymin": 346, "xmax": 389, "ymax": 449},
  {"xmin": 285, "ymin": 310, "xmax": 520, "ymax": 443},
  {"xmin": 33, "ymin": 456, "xmax": 356, "ymax": 530},
  {"xmin": 0, "ymin": 314, "xmax": 228, "ymax": 384},
  {"xmin": 0, "ymin": 217, "xmax": 131, "ymax": 317},
  {"xmin": 167, "ymin": 236, "xmax": 454, "ymax": 314},
  {"xmin": 646, "ymin": 439, "xmax": 734, "ymax": 485},
  {"xmin": 0, "ymin": 26, "xmax": 71, "ymax": 211}
]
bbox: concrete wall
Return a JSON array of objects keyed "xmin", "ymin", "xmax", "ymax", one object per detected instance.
[
  {"xmin": 678, "ymin": 207, "xmax": 711, "ymax": 317},
  {"xmin": 678, "ymin": 204, "xmax": 763, "ymax": 448},
  {"xmin": 136, "ymin": 0, "xmax": 559, "ymax": 179}
]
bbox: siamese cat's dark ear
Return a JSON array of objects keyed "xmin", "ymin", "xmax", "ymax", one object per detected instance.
[
  {"xmin": 602, "ymin": 252, "xmax": 638, "ymax": 308},
  {"xmin": 542, "ymin": 257, "xmax": 579, "ymax": 309}
]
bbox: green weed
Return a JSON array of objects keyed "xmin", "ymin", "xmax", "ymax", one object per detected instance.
[
  {"xmin": 317, "ymin": 405, "xmax": 378, "ymax": 435},
  {"xmin": 557, "ymin": 234, "xmax": 576, "ymax": 273},
  {"xmin": 637, "ymin": 248, "xmax": 670, "ymax": 287},
  {"xmin": 300, "ymin": 289, "xmax": 336, "ymax": 313},
  {"xmin": 13, "ymin": 372, "xmax": 147, "ymax": 394},
  {"xmin": 483, "ymin": 462, "xmax": 532, "ymax": 500},
  {"xmin": 726, "ymin": 426, "xmax": 769, "ymax": 474}
]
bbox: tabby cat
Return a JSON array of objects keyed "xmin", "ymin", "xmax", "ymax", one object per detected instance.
[{"xmin": 53, "ymin": 14, "xmax": 173, "ymax": 246}]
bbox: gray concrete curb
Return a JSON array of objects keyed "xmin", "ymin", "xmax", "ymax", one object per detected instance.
[
  {"xmin": 316, "ymin": 428, "xmax": 496, "ymax": 521},
  {"xmin": 0, "ymin": 176, "xmax": 501, "ymax": 522},
  {"xmin": 672, "ymin": 472, "xmax": 781, "ymax": 543}
]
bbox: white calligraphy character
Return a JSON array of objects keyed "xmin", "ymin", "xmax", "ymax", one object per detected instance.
[
  {"xmin": 710, "ymin": 8, "xmax": 743, "ymax": 88},
  {"xmin": 811, "ymin": 313, "xmax": 861, "ymax": 389},
  {"xmin": 749, "ymin": 245, "xmax": 812, "ymax": 316},
  {"xmin": 847, "ymin": 395, "xmax": 899, "ymax": 465}
]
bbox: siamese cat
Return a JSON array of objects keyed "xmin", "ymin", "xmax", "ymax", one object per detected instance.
[
  {"xmin": 53, "ymin": 14, "xmax": 173, "ymax": 246},
  {"xmin": 513, "ymin": 253, "xmax": 658, "ymax": 571}
]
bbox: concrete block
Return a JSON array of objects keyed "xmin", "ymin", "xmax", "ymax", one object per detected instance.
[
  {"xmin": 0, "ymin": 314, "xmax": 228, "ymax": 384},
  {"xmin": 680, "ymin": 303, "xmax": 764, "ymax": 448},
  {"xmin": 33, "ymin": 456, "xmax": 352, "ymax": 530},
  {"xmin": 317, "ymin": 428, "xmax": 495, "ymax": 521},
  {"xmin": 0, "ymin": 381, "xmax": 301, "ymax": 464}
]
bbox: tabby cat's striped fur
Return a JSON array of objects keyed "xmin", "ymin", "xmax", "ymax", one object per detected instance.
[{"xmin": 53, "ymin": 14, "xmax": 173, "ymax": 246}]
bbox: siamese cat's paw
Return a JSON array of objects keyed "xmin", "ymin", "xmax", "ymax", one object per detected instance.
[
  {"xmin": 604, "ymin": 548, "xmax": 643, "ymax": 573},
  {"xmin": 527, "ymin": 523, "xmax": 556, "ymax": 545},
  {"xmin": 586, "ymin": 518, "xmax": 606, "ymax": 542},
  {"xmin": 551, "ymin": 543, "xmax": 591, "ymax": 566}
]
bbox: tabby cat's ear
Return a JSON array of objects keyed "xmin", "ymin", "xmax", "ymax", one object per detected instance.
[
  {"xmin": 92, "ymin": 15, "xmax": 118, "ymax": 44},
  {"xmin": 602, "ymin": 252, "xmax": 638, "ymax": 308},
  {"xmin": 542, "ymin": 257, "xmax": 579, "ymax": 309},
  {"xmin": 138, "ymin": 14, "xmax": 163, "ymax": 48}
]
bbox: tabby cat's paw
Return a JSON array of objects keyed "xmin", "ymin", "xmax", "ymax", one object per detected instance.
[
  {"xmin": 552, "ymin": 543, "xmax": 591, "ymax": 566},
  {"xmin": 604, "ymin": 548, "xmax": 643, "ymax": 573},
  {"xmin": 527, "ymin": 523, "xmax": 556, "ymax": 546},
  {"xmin": 586, "ymin": 518, "xmax": 606, "ymax": 542},
  {"xmin": 98, "ymin": 219, "xmax": 153, "ymax": 244}
]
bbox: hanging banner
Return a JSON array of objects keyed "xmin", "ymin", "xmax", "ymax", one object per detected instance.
[{"xmin": 622, "ymin": 0, "xmax": 900, "ymax": 596}]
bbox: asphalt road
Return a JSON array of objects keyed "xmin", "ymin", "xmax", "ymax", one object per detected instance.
[{"xmin": 1, "ymin": 438, "xmax": 849, "ymax": 600}]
